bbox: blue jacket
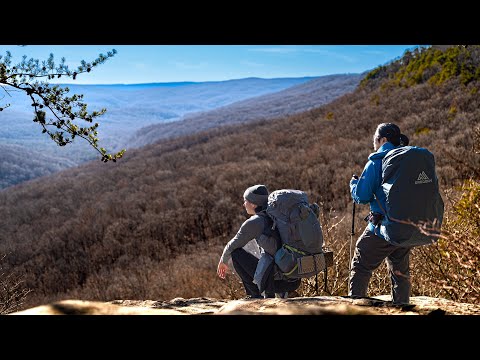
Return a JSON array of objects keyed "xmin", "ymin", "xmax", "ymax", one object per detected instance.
[{"xmin": 350, "ymin": 142, "xmax": 396, "ymax": 238}]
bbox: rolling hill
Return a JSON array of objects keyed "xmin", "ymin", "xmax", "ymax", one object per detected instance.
[
  {"xmin": 129, "ymin": 73, "xmax": 362, "ymax": 147},
  {"xmin": 0, "ymin": 144, "xmax": 77, "ymax": 189}
]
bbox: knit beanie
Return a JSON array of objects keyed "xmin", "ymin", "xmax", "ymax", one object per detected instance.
[{"xmin": 243, "ymin": 184, "xmax": 269, "ymax": 207}]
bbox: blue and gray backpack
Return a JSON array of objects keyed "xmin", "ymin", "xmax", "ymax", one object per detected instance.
[
  {"xmin": 379, "ymin": 146, "xmax": 445, "ymax": 247},
  {"xmin": 264, "ymin": 189, "xmax": 325, "ymax": 279}
]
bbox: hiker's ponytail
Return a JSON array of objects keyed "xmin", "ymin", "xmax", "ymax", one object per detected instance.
[{"xmin": 399, "ymin": 134, "xmax": 409, "ymax": 146}]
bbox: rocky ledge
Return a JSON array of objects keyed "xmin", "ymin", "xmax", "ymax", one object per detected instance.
[{"xmin": 11, "ymin": 295, "xmax": 480, "ymax": 315}]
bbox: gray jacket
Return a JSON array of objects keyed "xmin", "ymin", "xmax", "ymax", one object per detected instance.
[
  {"xmin": 219, "ymin": 213, "xmax": 265, "ymax": 264},
  {"xmin": 220, "ymin": 211, "xmax": 281, "ymax": 293}
]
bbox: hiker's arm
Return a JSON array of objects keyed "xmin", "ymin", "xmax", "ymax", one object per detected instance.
[
  {"xmin": 219, "ymin": 216, "xmax": 264, "ymax": 264},
  {"xmin": 350, "ymin": 160, "xmax": 379, "ymax": 204}
]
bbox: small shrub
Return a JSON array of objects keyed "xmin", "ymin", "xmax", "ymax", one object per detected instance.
[{"xmin": 415, "ymin": 127, "xmax": 431, "ymax": 136}]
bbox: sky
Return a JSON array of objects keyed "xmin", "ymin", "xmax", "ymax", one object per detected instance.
[{"xmin": 0, "ymin": 45, "xmax": 418, "ymax": 85}]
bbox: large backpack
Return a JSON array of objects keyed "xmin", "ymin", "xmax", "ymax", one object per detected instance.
[
  {"xmin": 379, "ymin": 146, "xmax": 444, "ymax": 247},
  {"xmin": 264, "ymin": 189, "xmax": 325, "ymax": 279}
]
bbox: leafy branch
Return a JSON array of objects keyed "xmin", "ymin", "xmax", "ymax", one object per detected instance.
[{"xmin": 0, "ymin": 49, "xmax": 125, "ymax": 162}]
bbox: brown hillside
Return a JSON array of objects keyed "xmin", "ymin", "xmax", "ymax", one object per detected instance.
[{"xmin": 0, "ymin": 46, "xmax": 479, "ymax": 311}]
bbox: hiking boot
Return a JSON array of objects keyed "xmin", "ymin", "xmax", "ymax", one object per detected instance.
[
  {"xmin": 275, "ymin": 292, "xmax": 288, "ymax": 299},
  {"xmin": 286, "ymin": 289, "xmax": 299, "ymax": 298}
]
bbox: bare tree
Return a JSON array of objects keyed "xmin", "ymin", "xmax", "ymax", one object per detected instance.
[{"xmin": 0, "ymin": 254, "xmax": 31, "ymax": 314}]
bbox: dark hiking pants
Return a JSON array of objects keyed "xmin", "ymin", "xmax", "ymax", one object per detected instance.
[
  {"xmin": 231, "ymin": 248, "xmax": 300, "ymax": 298},
  {"xmin": 349, "ymin": 228, "xmax": 411, "ymax": 304}
]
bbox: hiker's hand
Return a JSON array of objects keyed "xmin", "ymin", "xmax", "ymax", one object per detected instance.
[
  {"xmin": 350, "ymin": 174, "xmax": 359, "ymax": 185},
  {"xmin": 217, "ymin": 262, "xmax": 229, "ymax": 279}
]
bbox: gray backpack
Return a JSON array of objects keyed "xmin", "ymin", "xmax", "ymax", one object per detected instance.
[
  {"xmin": 379, "ymin": 146, "xmax": 444, "ymax": 247},
  {"xmin": 265, "ymin": 189, "xmax": 325, "ymax": 279}
]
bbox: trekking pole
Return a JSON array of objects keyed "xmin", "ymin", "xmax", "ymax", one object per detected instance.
[{"xmin": 348, "ymin": 174, "xmax": 358, "ymax": 295}]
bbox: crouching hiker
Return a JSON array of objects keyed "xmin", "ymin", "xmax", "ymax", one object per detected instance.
[{"xmin": 217, "ymin": 184, "xmax": 300, "ymax": 299}]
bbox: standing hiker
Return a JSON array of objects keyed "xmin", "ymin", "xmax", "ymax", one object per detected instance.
[
  {"xmin": 217, "ymin": 184, "xmax": 300, "ymax": 299},
  {"xmin": 349, "ymin": 123, "xmax": 411, "ymax": 304}
]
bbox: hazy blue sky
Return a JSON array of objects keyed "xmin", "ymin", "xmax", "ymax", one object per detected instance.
[{"xmin": 1, "ymin": 45, "xmax": 418, "ymax": 84}]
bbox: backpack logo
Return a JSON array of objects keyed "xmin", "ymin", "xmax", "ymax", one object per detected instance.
[{"xmin": 415, "ymin": 171, "xmax": 432, "ymax": 184}]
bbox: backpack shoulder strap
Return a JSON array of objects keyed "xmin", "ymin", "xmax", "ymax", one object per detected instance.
[
  {"xmin": 259, "ymin": 212, "xmax": 272, "ymax": 232},
  {"xmin": 257, "ymin": 211, "xmax": 282, "ymax": 249}
]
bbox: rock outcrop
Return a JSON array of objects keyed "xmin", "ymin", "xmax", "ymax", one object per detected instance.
[{"xmin": 11, "ymin": 295, "xmax": 480, "ymax": 315}]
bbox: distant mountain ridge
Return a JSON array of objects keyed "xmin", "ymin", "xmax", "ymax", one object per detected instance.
[
  {"xmin": 61, "ymin": 77, "xmax": 313, "ymax": 88},
  {"xmin": 129, "ymin": 73, "xmax": 363, "ymax": 147},
  {"xmin": 67, "ymin": 81, "xmax": 198, "ymax": 88}
]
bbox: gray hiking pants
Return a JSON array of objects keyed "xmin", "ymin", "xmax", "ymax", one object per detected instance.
[{"xmin": 349, "ymin": 228, "xmax": 411, "ymax": 304}]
